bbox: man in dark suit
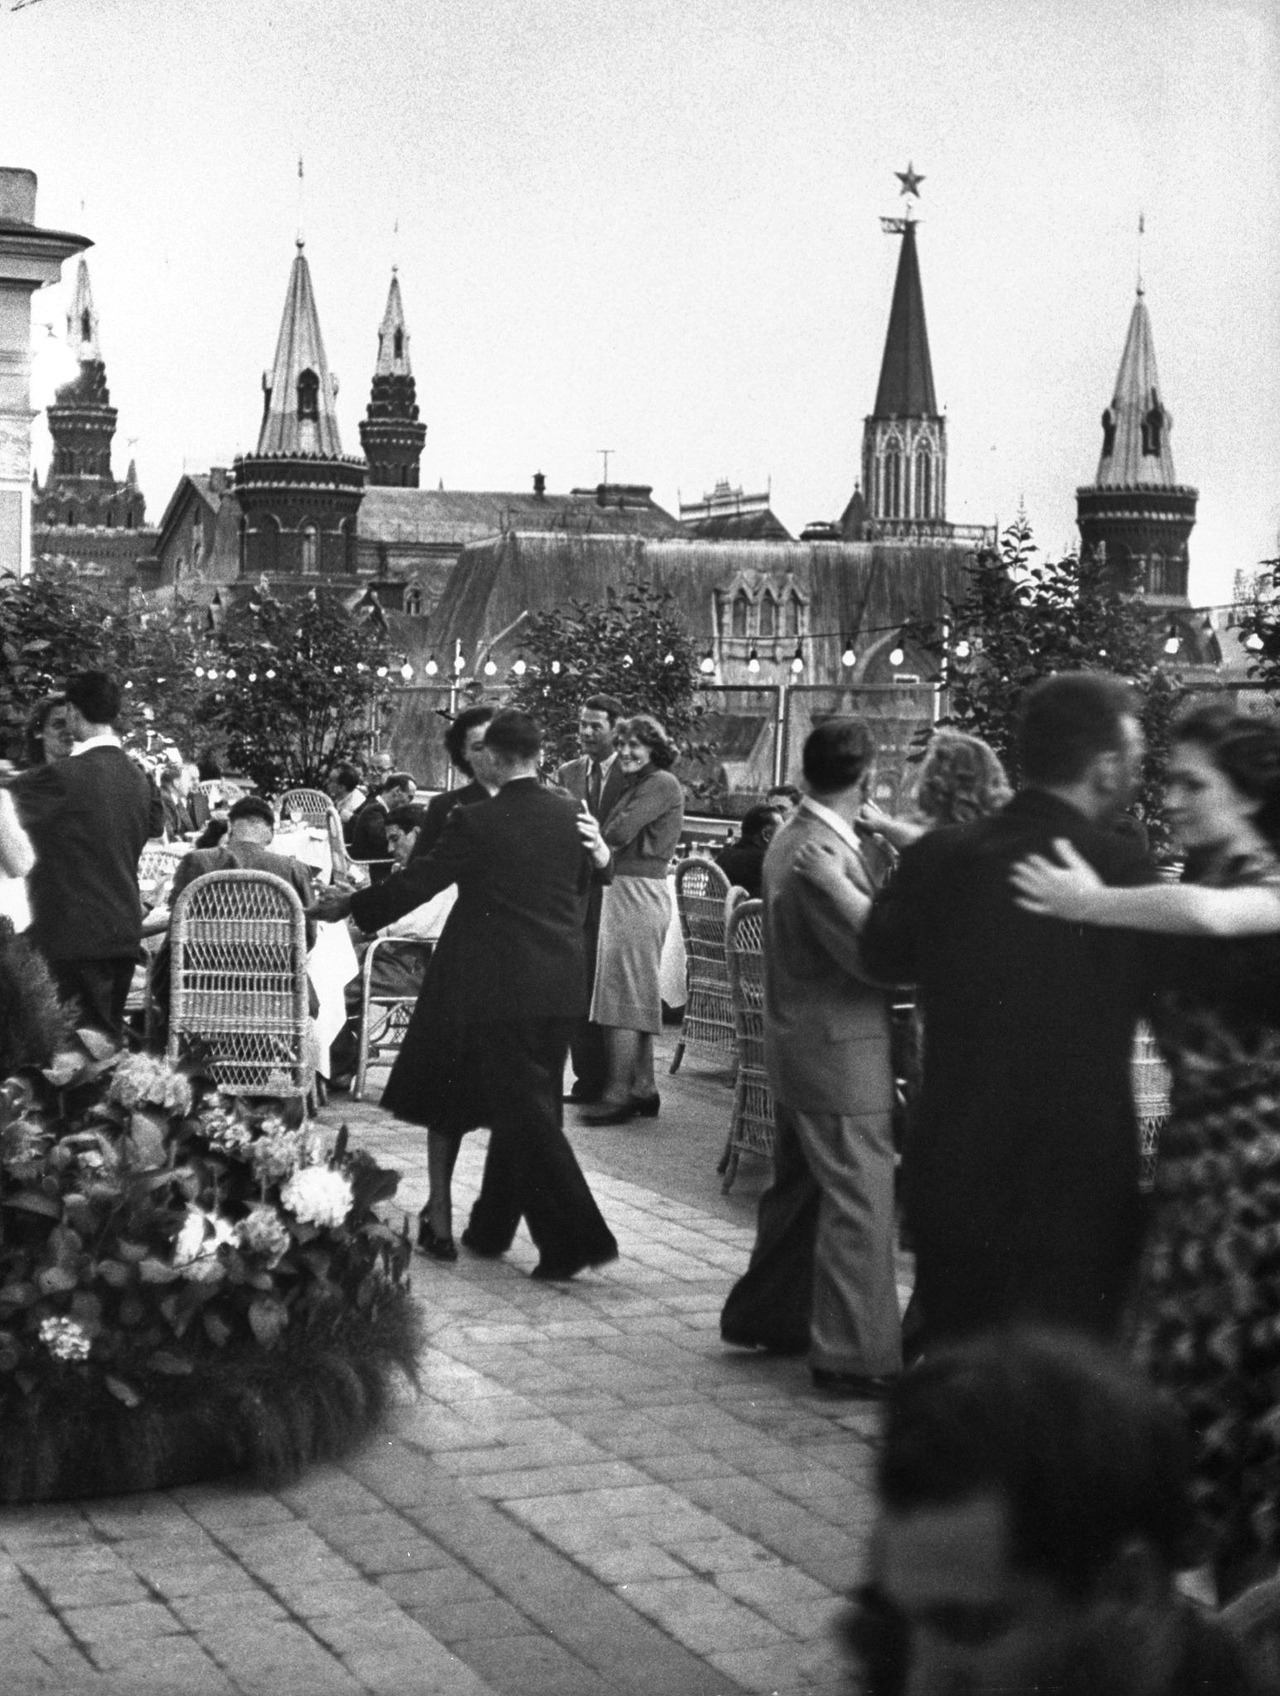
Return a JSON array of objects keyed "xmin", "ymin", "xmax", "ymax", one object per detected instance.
[
  {"xmin": 315, "ymin": 709, "xmax": 618, "ymax": 1282},
  {"xmin": 411, "ymin": 705, "xmax": 497, "ymax": 862},
  {"xmin": 13, "ymin": 670, "xmax": 162, "ymax": 1035},
  {"xmin": 348, "ymin": 772, "xmax": 416, "ymax": 880},
  {"xmin": 168, "ymin": 796, "xmax": 316, "ymax": 936},
  {"xmin": 714, "ymin": 803, "xmax": 784, "ymax": 898},
  {"xmin": 860, "ymin": 673, "xmax": 1154, "ymax": 1351},
  {"xmin": 555, "ymin": 693, "xmax": 627, "ymax": 1104}
]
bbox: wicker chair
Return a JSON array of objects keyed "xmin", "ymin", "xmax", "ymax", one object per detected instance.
[
  {"xmin": 721, "ymin": 898, "xmax": 774, "ymax": 1192},
  {"xmin": 352, "ymin": 936, "xmax": 433, "ymax": 1100},
  {"xmin": 1131, "ymin": 1021, "xmax": 1171, "ymax": 1192},
  {"xmin": 274, "ymin": 791, "xmax": 349, "ymax": 884},
  {"xmin": 669, "ymin": 856, "xmax": 736, "ymax": 1074},
  {"xmin": 167, "ymin": 869, "xmax": 313, "ymax": 1101}
]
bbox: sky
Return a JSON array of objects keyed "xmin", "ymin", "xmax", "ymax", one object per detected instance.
[{"xmin": 3, "ymin": 0, "xmax": 1277, "ymax": 606}]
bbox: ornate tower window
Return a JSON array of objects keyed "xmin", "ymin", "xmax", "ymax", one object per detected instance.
[
  {"xmin": 301, "ymin": 523, "xmax": 319, "ymax": 575},
  {"xmin": 731, "ymin": 590, "xmax": 750, "ymax": 640},
  {"xmin": 885, "ymin": 447, "xmax": 901, "ymax": 518},
  {"xmin": 915, "ymin": 447, "xmax": 932, "ymax": 517},
  {"xmin": 1140, "ymin": 403, "xmax": 1163, "ymax": 457},
  {"xmin": 1100, "ymin": 409, "xmax": 1116, "ymax": 458},
  {"xmin": 758, "ymin": 589, "xmax": 777, "ymax": 639},
  {"xmin": 297, "ymin": 368, "xmax": 320, "ymax": 422},
  {"xmin": 782, "ymin": 589, "xmax": 804, "ymax": 638},
  {"xmin": 393, "ymin": 329, "xmax": 404, "ymax": 360},
  {"xmin": 80, "ymin": 308, "xmax": 91, "ymax": 342}
]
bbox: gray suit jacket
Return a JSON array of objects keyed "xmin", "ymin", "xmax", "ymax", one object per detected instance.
[
  {"xmin": 556, "ymin": 755, "xmax": 626, "ymax": 822},
  {"xmin": 761, "ymin": 806, "xmax": 893, "ymax": 1118}
]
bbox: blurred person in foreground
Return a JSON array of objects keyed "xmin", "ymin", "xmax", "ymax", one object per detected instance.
[
  {"xmin": 581, "ymin": 714, "xmax": 685, "ymax": 1125},
  {"xmin": 1013, "ymin": 704, "xmax": 1280, "ymax": 1603},
  {"xmin": 556, "ymin": 694, "xmax": 627, "ymax": 1105},
  {"xmin": 12, "ymin": 671, "xmax": 161, "ymax": 1037},
  {"xmin": 722, "ymin": 719, "xmax": 901, "ymax": 1394},
  {"xmin": 849, "ymin": 1327, "xmax": 1266, "ymax": 1696},
  {"xmin": 860, "ymin": 673, "xmax": 1154, "ymax": 1353},
  {"xmin": 22, "ymin": 696, "xmax": 75, "ymax": 770},
  {"xmin": 314, "ymin": 709, "xmax": 618, "ymax": 1280}
]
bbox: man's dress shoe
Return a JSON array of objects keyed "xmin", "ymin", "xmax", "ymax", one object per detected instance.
[
  {"xmin": 530, "ymin": 1244, "xmax": 619, "ymax": 1282},
  {"xmin": 460, "ymin": 1227, "xmax": 508, "ymax": 1259}
]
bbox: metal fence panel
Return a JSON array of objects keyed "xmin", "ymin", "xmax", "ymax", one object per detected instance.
[{"xmin": 782, "ymin": 684, "xmax": 938, "ymax": 812}]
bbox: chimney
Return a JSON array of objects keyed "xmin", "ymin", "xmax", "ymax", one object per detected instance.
[
  {"xmin": 532, "ymin": 471, "xmax": 546, "ymax": 499},
  {"xmin": 208, "ymin": 466, "xmax": 228, "ymax": 494}
]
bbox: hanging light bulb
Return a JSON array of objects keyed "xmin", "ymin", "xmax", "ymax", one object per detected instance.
[
  {"xmin": 1245, "ymin": 631, "xmax": 1265, "ymax": 652},
  {"xmin": 699, "ymin": 647, "xmax": 716, "ymax": 676},
  {"xmin": 621, "ymin": 654, "xmax": 634, "ymax": 669},
  {"xmin": 888, "ymin": 637, "xmax": 905, "ymax": 668},
  {"xmin": 400, "ymin": 661, "xmax": 414, "ymax": 681},
  {"xmin": 512, "ymin": 655, "xmax": 527, "ymax": 676},
  {"xmin": 483, "ymin": 657, "xmax": 497, "ymax": 677},
  {"xmin": 453, "ymin": 651, "xmax": 466, "ymax": 676},
  {"xmin": 424, "ymin": 654, "xmax": 439, "ymax": 677},
  {"xmin": 376, "ymin": 664, "xmax": 388, "ymax": 678},
  {"xmin": 662, "ymin": 651, "xmax": 675, "ymax": 666},
  {"xmin": 206, "ymin": 668, "xmax": 219, "ymax": 681},
  {"xmin": 194, "ymin": 666, "xmax": 205, "ymax": 678},
  {"xmin": 1163, "ymin": 623, "xmax": 1181, "ymax": 656},
  {"xmin": 551, "ymin": 659, "xmax": 562, "ymax": 675},
  {"xmin": 248, "ymin": 672, "xmax": 257, "ymax": 683},
  {"xmin": 790, "ymin": 643, "xmax": 804, "ymax": 676},
  {"xmin": 747, "ymin": 646, "xmax": 761, "ymax": 675},
  {"xmin": 265, "ymin": 668, "xmax": 276, "ymax": 680},
  {"xmin": 953, "ymin": 638, "xmax": 972, "ymax": 660},
  {"xmin": 840, "ymin": 639, "xmax": 855, "ymax": 668}
]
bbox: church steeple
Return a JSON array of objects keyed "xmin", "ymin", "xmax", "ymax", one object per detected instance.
[
  {"xmin": 257, "ymin": 240, "xmax": 344, "ymax": 457},
  {"xmin": 359, "ymin": 269, "xmax": 427, "ymax": 487},
  {"xmin": 851, "ymin": 176, "xmax": 949, "ymax": 540},
  {"xmin": 41, "ymin": 257, "xmax": 121, "ymax": 503},
  {"xmin": 67, "ymin": 255, "xmax": 101, "ymax": 363},
  {"xmin": 233, "ymin": 239, "xmax": 365, "ymax": 581},
  {"xmin": 1076, "ymin": 285, "xmax": 1197, "ymax": 603}
]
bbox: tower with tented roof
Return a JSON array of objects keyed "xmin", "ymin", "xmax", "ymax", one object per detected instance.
[
  {"xmin": 233, "ymin": 239, "xmax": 366, "ymax": 579},
  {"xmin": 1076, "ymin": 284, "xmax": 1196, "ymax": 605},
  {"xmin": 359, "ymin": 270, "xmax": 427, "ymax": 487}
]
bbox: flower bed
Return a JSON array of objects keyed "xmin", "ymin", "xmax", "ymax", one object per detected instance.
[{"xmin": 0, "ymin": 1045, "xmax": 417, "ymax": 1501}]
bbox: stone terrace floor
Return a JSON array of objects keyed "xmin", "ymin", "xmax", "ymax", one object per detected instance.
[{"xmin": 0, "ymin": 1034, "xmax": 909, "ymax": 1695}]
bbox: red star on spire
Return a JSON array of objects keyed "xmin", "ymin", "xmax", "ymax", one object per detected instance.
[{"xmin": 896, "ymin": 162, "xmax": 924, "ymax": 197}]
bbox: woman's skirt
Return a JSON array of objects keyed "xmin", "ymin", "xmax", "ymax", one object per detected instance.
[{"xmin": 590, "ymin": 874, "xmax": 671, "ymax": 1035}]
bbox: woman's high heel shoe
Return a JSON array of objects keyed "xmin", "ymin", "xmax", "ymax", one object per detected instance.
[
  {"xmin": 416, "ymin": 1211, "xmax": 458, "ymax": 1261},
  {"xmin": 629, "ymin": 1094, "xmax": 660, "ymax": 1117}
]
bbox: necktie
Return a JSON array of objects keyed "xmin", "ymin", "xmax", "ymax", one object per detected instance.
[{"xmin": 588, "ymin": 762, "xmax": 602, "ymax": 817}]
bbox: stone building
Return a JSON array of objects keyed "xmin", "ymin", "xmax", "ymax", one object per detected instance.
[{"xmin": 30, "ymin": 256, "xmax": 157, "ymax": 583}]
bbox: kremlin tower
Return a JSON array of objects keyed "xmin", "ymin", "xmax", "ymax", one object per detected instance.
[
  {"xmin": 233, "ymin": 241, "xmax": 366, "ymax": 580},
  {"xmin": 359, "ymin": 270, "xmax": 426, "ymax": 487}
]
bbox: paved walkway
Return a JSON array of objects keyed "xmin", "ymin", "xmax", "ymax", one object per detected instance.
[{"xmin": 0, "ymin": 1037, "xmax": 903, "ymax": 1695}]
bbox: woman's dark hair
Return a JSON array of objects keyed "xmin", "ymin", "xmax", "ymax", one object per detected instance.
[
  {"xmin": 445, "ymin": 705, "xmax": 496, "ymax": 776},
  {"xmin": 1172, "ymin": 703, "xmax": 1280, "ymax": 849},
  {"xmin": 23, "ymin": 697, "xmax": 68, "ymax": 767},
  {"xmin": 616, "ymin": 714, "xmax": 676, "ymax": 770},
  {"xmin": 914, "ymin": 730, "xmax": 1012, "ymax": 827},
  {"xmin": 802, "ymin": 719, "xmax": 875, "ymax": 794}
]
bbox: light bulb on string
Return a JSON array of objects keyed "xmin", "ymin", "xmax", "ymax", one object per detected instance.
[
  {"xmin": 662, "ymin": 652, "xmax": 674, "ymax": 666},
  {"xmin": 551, "ymin": 659, "xmax": 562, "ymax": 675},
  {"xmin": 747, "ymin": 647, "xmax": 760, "ymax": 675},
  {"xmin": 376, "ymin": 665, "xmax": 387, "ymax": 678},
  {"xmin": 265, "ymin": 668, "xmax": 276, "ymax": 680},
  {"xmin": 194, "ymin": 667, "xmax": 205, "ymax": 678},
  {"xmin": 888, "ymin": 638, "xmax": 905, "ymax": 668},
  {"xmin": 1245, "ymin": 632, "xmax": 1265, "ymax": 652},
  {"xmin": 512, "ymin": 656, "xmax": 527, "ymax": 676},
  {"xmin": 790, "ymin": 643, "xmax": 804, "ymax": 676},
  {"xmin": 840, "ymin": 639, "xmax": 855, "ymax": 668},
  {"xmin": 1163, "ymin": 624, "xmax": 1181, "ymax": 657},
  {"xmin": 621, "ymin": 654, "xmax": 633, "ymax": 669},
  {"xmin": 453, "ymin": 652, "xmax": 466, "ymax": 676},
  {"xmin": 953, "ymin": 638, "xmax": 972, "ymax": 660},
  {"xmin": 248, "ymin": 672, "xmax": 257, "ymax": 683},
  {"xmin": 699, "ymin": 647, "xmax": 716, "ymax": 676},
  {"xmin": 483, "ymin": 657, "xmax": 497, "ymax": 677},
  {"xmin": 424, "ymin": 654, "xmax": 439, "ymax": 677},
  {"xmin": 399, "ymin": 662, "xmax": 414, "ymax": 681}
]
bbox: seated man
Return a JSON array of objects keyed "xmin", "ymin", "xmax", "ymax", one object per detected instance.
[
  {"xmin": 348, "ymin": 772, "xmax": 417, "ymax": 878},
  {"xmin": 327, "ymin": 803, "xmax": 456, "ymax": 1088},
  {"xmin": 849, "ymin": 1328, "xmax": 1266, "ymax": 1695},
  {"xmin": 714, "ymin": 803, "xmax": 783, "ymax": 898}
]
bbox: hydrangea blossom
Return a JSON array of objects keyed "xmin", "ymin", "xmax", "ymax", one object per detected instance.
[
  {"xmin": 251, "ymin": 1123, "xmax": 312, "ymax": 1185},
  {"xmin": 39, "ymin": 1316, "xmax": 92, "ymax": 1362},
  {"xmin": 200, "ymin": 1103, "xmax": 253, "ymax": 1153},
  {"xmin": 172, "ymin": 1207, "xmax": 237, "ymax": 1280},
  {"xmin": 238, "ymin": 1205, "xmax": 292, "ymax": 1267},
  {"xmin": 280, "ymin": 1166, "xmax": 353, "ymax": 1229},
  {"xmin": 108, "ymin": 1054, "xmax": 193, "ymax": 1117}
]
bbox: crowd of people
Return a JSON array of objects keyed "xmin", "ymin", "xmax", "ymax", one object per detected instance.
[{"xmin": 4, "ymin": 661, "xmax": 1280, "ymax": 1682}]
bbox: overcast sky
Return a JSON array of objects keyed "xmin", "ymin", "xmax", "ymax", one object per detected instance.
[{"xmin": 4, "ymin": 0, "xmax": 1277, "ymax": 604}]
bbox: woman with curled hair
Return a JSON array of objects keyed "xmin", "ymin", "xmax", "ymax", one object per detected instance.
[
  {"xmin": 859, "ymin": 729, "xmax": 1011, "ymax": 849},
  {"xmin": 581, "ymin": 714, "xmax": 684, "ymax": 1125},
  {"xmin": 1012, "ymin": 704, "xmax": 1280, "ymax": 1602}
]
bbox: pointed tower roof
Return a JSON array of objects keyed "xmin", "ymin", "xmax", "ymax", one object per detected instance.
[
  {"xmin": 67, "ymin": 256, "xmax": 101, "ymax": 363},
  {"xmin": 873, "ymin": 220, "xmax": 937, "ymax": 418},
  {"xmin": 375, "ymin": 270, "xmax": 412, "ymax": 377},
  {"xmin": 257, "ymin": 241, "xmax": 344, "ymax": 457},
  {"xmin": 1091, "ymin": 289, "xmax": 1178, "ymax": 488}
]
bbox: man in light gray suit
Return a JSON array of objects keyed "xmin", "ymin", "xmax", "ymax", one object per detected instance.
[{"xmin": 722, "ymin": 719, "xmax": 902, "ymax": 1395}]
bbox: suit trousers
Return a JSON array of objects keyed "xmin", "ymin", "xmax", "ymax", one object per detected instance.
[
  {"xmin": 50, "ymin": 956, "xmax": 137, "ymax": 1038},
  {"xmin": 566, "ymin": 904, "xmax": 606, "ymax": 1098},
  {"xmin": 465, "ymin": 1017, "xmax": 617, "ymax": 1270},
  {"xmin": 720, "ymin": 1108, "xmax": 820, "ymax": 1354},
  {"xmin": 784, "ymin": 1102, "xmax": 901, "ymax": 1377}
]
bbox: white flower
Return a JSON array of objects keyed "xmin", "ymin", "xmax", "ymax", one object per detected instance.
[
  {"xmin": 172, "ymin": 1207, "xmax": 236, "ymax": 1280},
  {"xmin": 39, "ymin": 1316, "xmax": 92, "ymax": 1362},
  {"xmin": 200, "ymin": 1104, "xmax": 253, "ymax": 1153},
  {"xmin": 238, "ymin": 1205, "xmax": 292, "ymax": 1267},
  {"xmin": 251, "ymin": 1124, "xmax": 310, "ymax": 1185},
  {"xmin": 280, "ymin": 1166, "xmax": 353, "ymax": 1229},
  {"xmin": 109, "ymin": 1054, "xmax": 193, "ymax": 1116}
]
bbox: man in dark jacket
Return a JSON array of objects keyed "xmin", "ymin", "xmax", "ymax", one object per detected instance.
[
  {"xmin": 859, "ymin": 673, "xmax": 1153, "ymax": 1350},
  {"xmin": 315, "ymin": 709, "xmax": 617, "ymax": 1281},
  {"xmin": 13, "ymin": 671, "xmax": 162, "ymax": 1035},
  {"xmin": 714, "ymin": 803, "xmax": 783, "ymax": 898}
]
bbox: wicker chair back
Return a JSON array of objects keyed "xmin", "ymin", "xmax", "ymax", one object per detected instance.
[
  {"xmin": 669, "ymin": 856, "xmax": 735, "ymax": 1075},
  {"xmin": 721, "ymin": 898, "xmax": 774, "ymax": 1190}
]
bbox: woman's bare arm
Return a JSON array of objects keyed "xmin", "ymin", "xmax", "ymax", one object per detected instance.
[{"xmin": 1011, "ymin": 838, "xmax": 1280, "ymax": 936}]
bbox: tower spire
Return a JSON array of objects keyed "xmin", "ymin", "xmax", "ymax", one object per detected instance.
[
  {"xmin": 257, "ymin": 243, "xmax": 343, "ymax": 456},
  {"xmin": 67, "ymin": 255, "xmax": 100, "ymax": 362},
  {"xmin": 360, "ymin": 269, "xmax": 426, "ymax": 487}
]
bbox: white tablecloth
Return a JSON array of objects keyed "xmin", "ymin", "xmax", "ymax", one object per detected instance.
[
  {"xmin": 308, "ymin": 919, "xmax": 360, "ymax": 1077},
  {"xmin": 273, "ymin": 825, "xmax": 334, "ymax": 884},
  {"xmin": 659, "ymin": 873, "xmax": 686, "ymax": 1009}
]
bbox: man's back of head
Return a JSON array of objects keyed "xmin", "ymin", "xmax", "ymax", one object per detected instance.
[
  {"xmin": 64, "ymin": 671, "xmax": 121, "ymax": 734},
  {"xmin": 802, "ymin": 718, "xmax": 875, "ymax": 800},
  {"xmin": 484, "ymin": 709, "xmax": 543, "ymax": 779},
  {"xmin": 227, "ymin": 795, "xmax": 276, "ymax": 845},
  {"xmin": 1017, "ymin": 673, "xmax": 1142, "ymax": 819}
]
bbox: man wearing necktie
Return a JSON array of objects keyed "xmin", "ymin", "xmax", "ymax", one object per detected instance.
[{"xmin": 556, "ymin": 694, "xmax": 627, "ymax": 1103}]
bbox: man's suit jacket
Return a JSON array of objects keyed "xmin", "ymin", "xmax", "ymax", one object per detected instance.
[
  {"xmin": 411, "ymin": 781, "xmax": 490, "ymax": 862},
  {"xmin": 859, "ymin": 788, "xmax": 1153, "ymax": 1253},
  {"xmin": 169, "ymin": 840, "xmax": 317, "ymax": 948},
  {"xmin": 348, "ymin": 797, "xmax": 390, "ymax": 862},
  {"xmin": 350, "ymin": 777, "xmax": 600, "ymax": 1025},
  {"xmin": 761, "ymin": 806, "xmax": 894, "ymax": 1119},
  {"xmin": 14, "ymin": 745, "xmax": 160, "ymax": 962},
  {"xmin": 556, "ymin": 755, "xmax": 626, "ymax": 823}
]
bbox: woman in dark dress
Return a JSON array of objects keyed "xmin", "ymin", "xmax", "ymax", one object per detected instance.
[{"xmin": 1013, "ymin": 705, "xmax": 1280, "ymax": 1602}]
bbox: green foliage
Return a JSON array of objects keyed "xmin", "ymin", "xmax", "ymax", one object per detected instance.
[
  {"xmin": 1233, "ymin": 560, "xmax": 1280, "ymax": 693},
  {"xmin": 0, "ymin": 568, "xmax": 115, "ymax": 762},
  {"xmin": 198, "ymin": 585, "xmax": 393, "ymax": 794},
  {"xmin": 504, "ymin": 579, "xmax": 702, "ymax": 768},
  {"xmin": 913, "ymin": 520, "xmax": 1182, "ymax": 851}
]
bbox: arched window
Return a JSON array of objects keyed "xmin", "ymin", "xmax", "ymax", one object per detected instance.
[
  {"xmin": 297, "ymin": 368, "xmax": 320, "ymax": 421},
  {"xmin": 1141, "ymin": 404, "xmax": 1163, "ymax": 458},
  {"xmin": 301, "ymin": 524, "xmax": 319, "ymax": 575},
  {"xmin": 915, "ymin": 449, "xmax": 932, "ymax": 518},
  {"xmin": 80, "ymin": 309, "xmax": 91, "ymax": 343},
  {"xmin": 758, "ymin": 591, "xmax": 777, "ymax": 639},
  {"xmin": 782, "ymin": 590, "xmax": 804, "ymax": 638},
  {"xmin": 885, "ymin": 449, "xmax": 901, "ymax": 518},
  {"xmin": 731, "ymin": 591, "xmax": 750, "ymax": 639},
  {"xmin": 127, "ymin": 507, "xmax": 135, "ymax": 529},
  {"xmin": 66, "ymin": 505, "xmax": 76, "ymax": 526},
  {"xmin": 1100, "ymin": 409, "xmax": 1116, "ymax": 458},
  {"xmin": 238, "ymin": 514, "xmax": 248, "ymax": 574},
  {"xmin": 393, "ymin": 329, "xmax": 404, "ymax": 360},
  {"xmin": 404, "ymin": 584, "xmax": 423, "ymax": 616}
]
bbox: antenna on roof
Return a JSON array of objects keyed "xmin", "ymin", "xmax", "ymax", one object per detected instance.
[
  {"xmin": 296, "ymin": 155, "xmax": 306, "ymax": 248},
  {"xmin": 598, "ymin": 448, "xmax": 614, "ymax": 485}
]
